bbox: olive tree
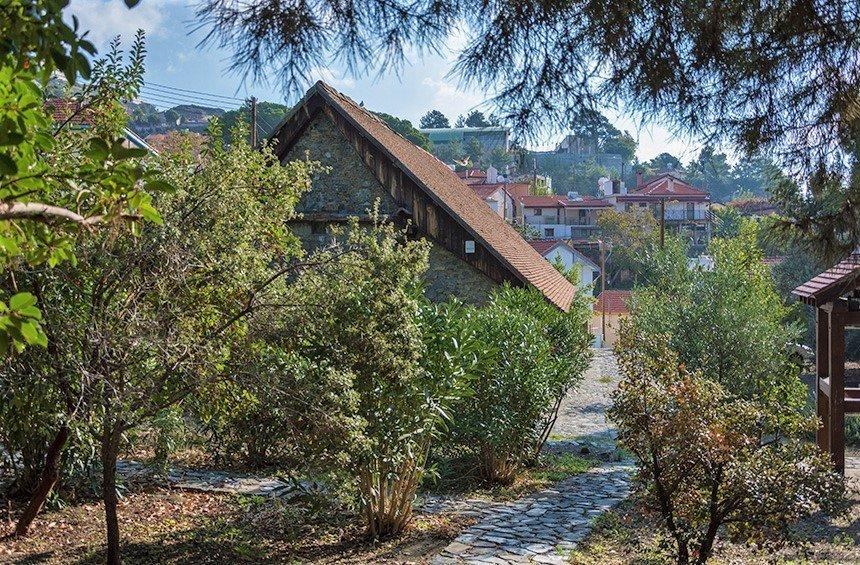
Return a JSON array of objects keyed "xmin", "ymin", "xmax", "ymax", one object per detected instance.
[{"xmin": 5, "ymin": 123, "xmax": 318, "ymax": 563}]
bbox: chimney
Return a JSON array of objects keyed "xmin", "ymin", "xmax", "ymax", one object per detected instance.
[
  {"xmin": 636, "ymin": 171, "xmax": 644, "ymax": 188},
  {"xmin": 487, "ymin": 166, "xmax": 498, "ymax": 184}
]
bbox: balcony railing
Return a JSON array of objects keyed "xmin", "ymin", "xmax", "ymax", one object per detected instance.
[
  {"xmin": 661, "ymin": 210, "xmax": 709, "ymax": 221},
  {"xmin": 523, "ymin": 216, "xmax": 598, "ymax": 226}
]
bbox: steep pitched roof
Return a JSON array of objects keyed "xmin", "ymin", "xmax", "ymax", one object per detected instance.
[
  {"xmin": 271, "ymin": 81, "xmax": 575, "ymax": 311},
  {"xmin": 793, "ymin": 254, "xmax": 860, "ymax": 306},
  {"xmin": 595, "ymin": 290, "xmax": 632, "ymax": 313}
]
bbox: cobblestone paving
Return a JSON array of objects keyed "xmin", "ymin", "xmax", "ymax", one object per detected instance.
[
  {"xmin": 431, "ymin": 348, "xmax": 633, "ymax": 564},
  {"xmin": 430, "ymin": 461, "xmax": 631, "ymax": 564},
  {"xmin": 116, "ymin": 460, "xmax": 305, "ymax": 498},
  {"xmin": 549, "ymin": 349, "xmax": 620, "ymax": 444}
]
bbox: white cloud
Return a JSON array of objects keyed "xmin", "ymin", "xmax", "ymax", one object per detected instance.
[
  {"xmin": 67, "ymin": 0, "xmax": 180, "ymax": 49},
  {"xmin": 309, "ymin": 66, "xmax": 356, "ymax": 89},
  {"xmin": 420, "ymin": 76, "xmax": 484, "ymax": 117}
]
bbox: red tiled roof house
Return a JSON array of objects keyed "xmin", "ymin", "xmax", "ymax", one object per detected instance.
[{"xmin": 268, "ymin": 82, "xmax": 576, "ymax": 310}]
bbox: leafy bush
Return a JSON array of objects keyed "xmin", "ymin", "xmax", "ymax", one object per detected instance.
[
  {"xmin": 222, "ymin": 219, "xmax": 479, "ymax": 537},
  {"xmin": 451, "ymin": 286, "xmax": 592, "ymax": 483},
  {"xmin": 610, "ymin": 329, "xmax": 846, "ymax": 565},
  {"xmin": 632, "ymin": 223, "xmax": 807, "ymax": 411}
]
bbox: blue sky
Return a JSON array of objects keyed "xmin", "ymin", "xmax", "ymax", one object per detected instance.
[{"xmin": 68, "ymin": 0, "xmax": 702, "ymax": 161}]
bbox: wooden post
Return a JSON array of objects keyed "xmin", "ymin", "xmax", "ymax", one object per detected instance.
[
  {"xmin": 249, "ymin": 96, "xmax": 258, "ymax": 148},
  {"xmin": 600, "ymin": 240, "xmax": 606, "ymax": 347},
  {"xmin": 659, "ymin": 199, "xmax": 665, "ymax": 248},
  {"xmin": 816, "ymin": 308, "xmax": 831, "ymax": 454},
  {"xmin": 829, "ymin": 303, "xmax": 846, "ymax": 473}
]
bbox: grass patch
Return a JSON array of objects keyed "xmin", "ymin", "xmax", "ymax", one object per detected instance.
[
  {"xmin": 598, "ymin": 373, "xmax": 614, "ymax": 384},
  {"xmin": 423, "ymin": 451, "xmax": 598, "ymax": 502},
  {"xmin": 568, "ymin": 497, "xmax": 860, "ymax": 565}
]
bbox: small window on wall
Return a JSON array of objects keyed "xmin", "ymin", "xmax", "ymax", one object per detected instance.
[
  {"xmin": 311, "ymin": 223, "xmax": 327, "ymax": 235},
  {"xmin": 534, "ymin": 208, "xmax": 543, "ymax": 216},
  {"xmin": 544, "ymin": 228, "xmax": 554, "ymax": 237}
]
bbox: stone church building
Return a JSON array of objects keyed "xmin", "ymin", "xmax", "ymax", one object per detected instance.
[{"xmin": 269, "ymin": 81, "xmax": 575, "ymax": 311}]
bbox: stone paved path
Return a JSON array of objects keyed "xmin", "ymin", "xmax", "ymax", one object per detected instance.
[
  {"xmin": 430, "ymin": 461, "xmax": 631, "ymax": 564},
  {"xmin": 430, "ymin": 349, "xmax": 633, "ymax": 564},
  {"xmin": 116, "ymin": 460, "xmax": 310, "ymax": 498}
]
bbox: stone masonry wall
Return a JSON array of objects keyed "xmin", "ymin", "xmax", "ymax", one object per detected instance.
[
  {"xmin": 281, "ymin": 113, "xmax": 498, "ymax": 306},
  {"xmin": 284, "ymin": 113, "xmax": 398, "ymax": 216},
  {"xmin": 424, "ymin": 244, "xmax": 498, "ymax": 306}
]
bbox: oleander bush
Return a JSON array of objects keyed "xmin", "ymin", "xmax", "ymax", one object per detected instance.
[{"xmin": 450, "ymin": 286, "xmax": 592, "ymax": 484}]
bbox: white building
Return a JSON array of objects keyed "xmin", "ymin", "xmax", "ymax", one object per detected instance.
[{"xmin": 528, "ymin": 239, "xmax": 600, "ymax": 290}]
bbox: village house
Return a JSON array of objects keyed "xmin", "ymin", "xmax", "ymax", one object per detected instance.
[
  {"xmin": 267, "ymin": 81, "xmax": 576, "ymax": 309},
  {"xmin": 472, "ymin": 184, "xmax": 515, "ymax": 222},
  {"xmin": 518, "ymin": 172, "xmax": 712, "ymax": 244},
  {"xmin": 518, "ymin": 195, "xmax": 613, "ymax": 239},
  {"xmin": 592, "ymin": 289, "xmax": 631, "ymax": 348},
  {"xmin": 528, "ymin": 239, "xmax": 600, "ymax": 290}
]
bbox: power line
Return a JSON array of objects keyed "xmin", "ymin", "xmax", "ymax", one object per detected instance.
[
  {"xmin": 147, "ymin": 81, "xmax": 244, "ymax": 103},
  {"xmin": 139, "ymin": 88, "xmax": 244, "ymax": 110},
  {"xmin": 142, "ymin": 84, "xmax": 247, "ymax": 108}
]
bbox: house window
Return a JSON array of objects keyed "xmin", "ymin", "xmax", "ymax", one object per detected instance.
[
  {"xmin": 639, "ymin": 202, "xmax": 647, "ymax": 208},
  {"xmin": 544, "ymin": 228, "xmax": 554, "ymax": 237},
  {"xmin": 534, "ymin": 208, "xmax": 543, "ymax": 216},
  {"xmin": 578, "ymin": 209, "xmax": 587, "ymax": 218}
]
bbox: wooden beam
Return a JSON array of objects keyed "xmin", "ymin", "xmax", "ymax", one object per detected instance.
[
  {"xmin": 829, "ymin": 307, "xmax": 846, "ymax": 474},
  {"xmin": 846, "ymin": 399, "xmax": 860, "ymax": 414},
  {"xmin": 816, "ymin": 308, "xmax": 831, "ymax": 454}
]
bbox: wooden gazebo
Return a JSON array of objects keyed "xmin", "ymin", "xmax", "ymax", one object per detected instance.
[{"xmin": 793, "ymin": 253, "xmax": 860, "ymax": 474}]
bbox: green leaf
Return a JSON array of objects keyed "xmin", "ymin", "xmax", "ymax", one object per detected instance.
[
  {"xmin": 0, "ymin": 153, "xmax": 18, "ymax": 175},
  {"xmin": 144, "ymin": 179, "xmax": 176, "ymax": 193},
  {"xmin": 86, "ymin": 138, "xmax": 110, "ymax": 160},
  {"xmin": 9, "ymin": 292, "xmax": 37, "ymax": 311},
  {"xmin": 19, "ymin": 305, "xmax": 42, "ymax": 320},
  {"xmin": 19, "ymin": 320, "xmax": 40, "ymax": 345}
]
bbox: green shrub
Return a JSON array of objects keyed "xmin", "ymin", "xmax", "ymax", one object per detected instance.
[
  {"xmin": 450, "ymin": 286, "xmax": 592, "ymax": 484},
  {"xmin": 202, "ymin": 220, "xmax": 478, "ymax": 538},
  {"xmin": 610, "ymin": 329, "xmax": 846, "ymax": 565}
]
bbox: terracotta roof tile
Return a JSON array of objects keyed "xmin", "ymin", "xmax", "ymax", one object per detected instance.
[
  {"xmin": 793, "ymin": 254, "xmax": 860, "ymax": 306},
  {"xmin": 595, "ymin": 290, "xmax": 632, "ymax": 314},
  {"xmin": 620, "ymin": 173, "xmax": 709, "ymax": 201},
  {"xmin": 311, "ymin": 82, "xmax": 576, "ymax": 311}
]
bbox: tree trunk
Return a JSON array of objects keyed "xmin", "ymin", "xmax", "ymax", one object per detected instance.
[
  {"xmin": 102, "ymin": 422, "xmax": 123, "ymax": 565},
  {"xmin": 676, "ymin": 539, "xmax": 690, "ymax": 565},
  {"xmin": 14, "ymin": 425, "xmax": 70, "ymax": 536}
]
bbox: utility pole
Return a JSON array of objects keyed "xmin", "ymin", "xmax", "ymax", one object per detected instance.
[
  {"xmin": 249, "ymin": 96, "xmax": 258, "ymax": 148},
  {"xmin": 659, "ymin": 198, "xmax": 666, "ymax": 248},
  {"xmin": 600, "ymin": 239, "xmax": 606, "ymax": 348}
]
